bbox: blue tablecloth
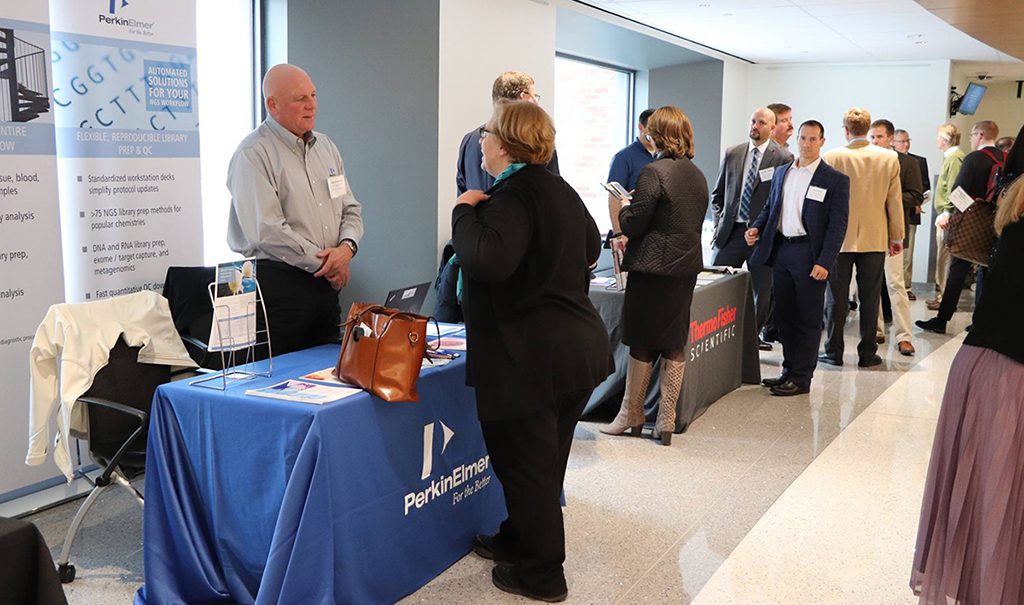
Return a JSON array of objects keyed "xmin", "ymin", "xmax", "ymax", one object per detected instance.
[{"xmin": 135, "ymin": 344, "xmax": 505, "ymax": 604}]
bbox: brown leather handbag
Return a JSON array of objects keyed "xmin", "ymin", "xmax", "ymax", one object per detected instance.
[
  {"xmin": 947, "ymin": 199, "xmax": 997, "ymax": 267},
  {"xmin": 333, "ymin": 303, "xmax": 431, "ymax": 402}
]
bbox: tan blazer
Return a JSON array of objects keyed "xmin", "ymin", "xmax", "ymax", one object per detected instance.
[{"xmin": 822, "ymin": 140, "xmax": 904, "ymax": 253}]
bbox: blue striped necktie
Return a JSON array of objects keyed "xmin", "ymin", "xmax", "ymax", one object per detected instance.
[{"xmin": 739, "ymin": 146, "xmax": 760, "ymax": 222}]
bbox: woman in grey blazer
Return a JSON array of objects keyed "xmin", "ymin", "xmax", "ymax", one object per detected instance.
[{"xmin": 600, "ymin": 106, "xmax": 709, "ymax": 445}]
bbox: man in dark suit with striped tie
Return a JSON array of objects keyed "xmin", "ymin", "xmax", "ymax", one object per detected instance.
[
  {"xmin": 710, "ymin": 107, "xmax": 794, "ymax": 349},
  {"xmin": 745, "ymin": 121, "xmax": 850, "ymax": 396}
]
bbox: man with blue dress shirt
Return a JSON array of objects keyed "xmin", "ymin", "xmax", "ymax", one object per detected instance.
[
  {"xmin": 745, "ymin": 121, "xmax": 850, "ymax": 396},
  {"xmin": 456, "ymin": 70, "xmax": 559, "ymax": 195},
  {"xmin": 606, "ymin": 108, "xmax": 656, "ymax": 237}
]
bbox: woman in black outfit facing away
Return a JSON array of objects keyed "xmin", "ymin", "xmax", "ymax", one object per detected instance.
[
  {"xmin": 600, "ymin": 106, "xmax": 709, "ymax": 445},
  {"xmin": 451, "ymin": 100, "xmax": 613, "ymax": 603},
  {"xmin": 910, "ymin": 173, "xmax": 1024, "ymax": 604}
]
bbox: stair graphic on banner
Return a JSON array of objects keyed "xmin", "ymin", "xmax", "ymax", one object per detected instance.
[{"xmin": 0, "ymin": 27, "xmax": 51, "ymax": 123}]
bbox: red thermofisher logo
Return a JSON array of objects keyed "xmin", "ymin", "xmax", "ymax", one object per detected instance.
[
  {"xmin": 689, "ymin": 305, "xmax": 737, "ymax": 342},
  {"xmin": 688, "ymin": 305, "xmax": 738, "ymax": 361}
]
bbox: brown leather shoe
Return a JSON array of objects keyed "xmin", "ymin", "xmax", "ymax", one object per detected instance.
[
  {"xmin": 898, "ymin": 341, "xmax": 915, "ymax": 356},
  {"xmin": 907, "ymin": 291, "xmax": 917, "ymax": 301},
  {"xmin": 925, "ymin": 298, "xmax": 941, "ymax": 311}
]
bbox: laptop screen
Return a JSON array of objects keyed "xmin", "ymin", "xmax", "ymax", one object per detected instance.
[{"xmin": 384, "ymin": 282, "xmax": 431, "ymax": 314}]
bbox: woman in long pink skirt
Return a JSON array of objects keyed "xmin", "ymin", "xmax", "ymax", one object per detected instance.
[{"xmin": 910, "ymin": 171, "xmax": 1024, "ymax": 604}]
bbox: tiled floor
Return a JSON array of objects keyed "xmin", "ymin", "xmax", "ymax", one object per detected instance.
[{"xmin": 25, "ymin": 288, "xmax": 968, "ymax": 604}]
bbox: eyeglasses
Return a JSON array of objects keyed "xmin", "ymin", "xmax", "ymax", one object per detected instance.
[
  {"xmin": 478, "ymin": 126, "xmax": 495, "ymax": 138},
  {"xmin": 894, "ymin": 139, "xmax": 910, "ymax": 144}
]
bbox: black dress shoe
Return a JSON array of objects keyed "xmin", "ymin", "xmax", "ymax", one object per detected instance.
[
  {"xmin": 770, "ymin": 380, "xmax": 810, "ymax": 396},
  {"xmin": 492, "ymin": 564, "xmax": 567, "ymax": 603},
  {"xmin": 848, "ymin": 299, "xmax": 858, "ymax": 311},
  {"xmin": 915, "ymin": 317, "xmax": 947, "ymax": 334},
  {"xmin": 761, "ymin": 375, "xmax": 788, "ymax": 387},
  {"xmin": 474, "ymin": 534, "xmax": 514, "ymax": 563},
  {"xmin": 761, "ymin": 329, "xmax": 778, "ymax": 343},
  {"xmin": 758, "ymin": 339, "xmax": 773, "ymax": 351},
  {"xmin": 858, "ymin": 354, "xmax": 883, "ymax": 368},
  {"xmin": 817, "ymin": 353, "xmax": 843, "ymax": 366}
]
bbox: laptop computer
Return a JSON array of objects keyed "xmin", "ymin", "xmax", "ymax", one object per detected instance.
[{"xmin": 384, "ymin": 282, "xmax": 431, "ymax": 314}]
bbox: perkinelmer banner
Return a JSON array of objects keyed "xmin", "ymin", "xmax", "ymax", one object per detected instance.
[
  {"xmin": 50, "ymin": 0, "xmax": 202, "ymax": 302},
  {"xmin": 0, "ymin": 2, "xmax": 66, "ymax": 496}
]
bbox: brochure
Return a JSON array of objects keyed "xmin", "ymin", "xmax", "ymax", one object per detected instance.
[
  {"xmin": 601, "ymin": 181, "xmax": 632, "ymax": 202},
  {"xmin": 430, "ymin": 336, "xmax": 466, "ymax": 351},
  {"xmin": 610, "ymin": 237, "xmax": 627, "ymax": 290},
  {"xmin": 300, "ymin": 367, "xmax": 354, "ymax": 386},
  {"xmin": 245, "ymin": 379, "xmax": 361, "ymax": 404},
  {"xmin": 209, "ymin": 258, "xmax": 258, "ymax": 352},
  {"xmin": 435, "ymin": 323, "xmax": 465, "ymax": 337}
]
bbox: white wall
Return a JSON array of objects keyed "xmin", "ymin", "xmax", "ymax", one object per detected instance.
[
  {"xmin": 721, "ymin": 60, "xmax": 952, "ymax": 283},
  {"xmin": 720, "ymin": 60, "xmax": 751, "ymax": 155},
  {"xmin": 436, "ymin": 0, "xmax": 556, "ymax": 251}
]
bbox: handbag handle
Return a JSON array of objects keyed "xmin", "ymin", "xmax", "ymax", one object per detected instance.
[{"xmin": 342, "ymin": 303, "xmax": 443, "ymax": 357}]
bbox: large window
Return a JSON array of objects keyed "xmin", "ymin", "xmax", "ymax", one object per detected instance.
[
  {"xmin": 196, "ymin": 0, "xmax": 257, "ymax": 265},
  {"xmin": 554, "ymin": 56, "xmax": 633, "ymax": 235}
]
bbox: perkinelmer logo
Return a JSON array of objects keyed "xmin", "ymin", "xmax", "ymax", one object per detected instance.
[
  {"xmin": 403, "ymin": 420, "xmax": 491, "ymax": 516},
  {"xmin": 420, "ymin": 420, "xmax": 455, "ymax": 480},
  {"xmin": 98, "ymin": 0, "xmax": 155, "ymax": 32}
]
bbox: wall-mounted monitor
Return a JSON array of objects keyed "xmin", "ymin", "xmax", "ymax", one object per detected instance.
[{"xmin": 957, "ymin": 82, "xmax": 987, "ymax": 115}]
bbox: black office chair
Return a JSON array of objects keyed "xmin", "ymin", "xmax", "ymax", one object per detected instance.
[
  {"xmin": 55, "ymin": 338, "xmax": 171, "ymax": 583},
  {"xmin": 162, "ymin": 265, "xmax": 221, "ymax": 369}
]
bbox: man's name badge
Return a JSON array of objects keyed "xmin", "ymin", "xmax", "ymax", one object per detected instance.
[
  {"xmin": 807, "ymin": 186, "xmax": 827, "ymax": 202},
  {"xmin": 328, "ymin": 175, "xmax": 348, "ymax": 198},
  {"xmin": 759, "ymin": 166, "xmax": 775, "ymax": 182}
]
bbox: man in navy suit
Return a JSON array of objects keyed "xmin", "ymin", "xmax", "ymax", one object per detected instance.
[{"xmin": 745, "ymin": 121, "xmax": 850, "ymax": 396}]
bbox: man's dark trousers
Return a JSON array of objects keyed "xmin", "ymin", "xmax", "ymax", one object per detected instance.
[
  {"xmin": 712, "ymin": 227, "xmax": 773, "ymax": 335},
  {"xmin": 254, "ymin": 260, "xmax": 341, "ymax": 360},
  {"xmin": 824, "ymin": 252, "xmax": 886, "ymax": 361},
  {"xmin": 773, "ymin": 237, "xmax": 828, "ymax": 389},
  {"xmin": 935, "ymin": 257, "xmax": 984, "ymax": 321}
]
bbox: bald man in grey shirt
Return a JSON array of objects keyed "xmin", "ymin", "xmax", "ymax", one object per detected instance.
[{"xmin": 227, "ymin": 63, "xmax": 364, "ymax": 356}]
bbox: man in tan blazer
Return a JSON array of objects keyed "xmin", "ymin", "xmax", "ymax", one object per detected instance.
[{"xmin": 820, "ymin": 108, "xmax": 904, "ymax": 368}]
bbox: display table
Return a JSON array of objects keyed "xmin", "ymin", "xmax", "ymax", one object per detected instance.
[
  {"xmin": 135, "ymin": 344, "xmax": 505, "ymax": 605},
  {"xmin": 586, "ymin": 271, "xmax": 761, "ymax": 431}
]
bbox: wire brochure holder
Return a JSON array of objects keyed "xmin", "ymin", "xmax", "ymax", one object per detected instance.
[{"xmin": 191, "ymin": 277, "xmax": 273, "ymax": 390}]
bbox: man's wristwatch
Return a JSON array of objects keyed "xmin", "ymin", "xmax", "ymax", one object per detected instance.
[{"xmin": 340, "ymin": 239, "xmax": 357, "ymax": 256}]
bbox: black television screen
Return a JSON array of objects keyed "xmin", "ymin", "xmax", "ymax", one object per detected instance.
[{"xmin": 958, "ymin": 82, "xmax": 987, "ymax": 115}]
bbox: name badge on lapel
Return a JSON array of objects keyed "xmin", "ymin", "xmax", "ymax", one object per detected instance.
[
  {"xmin": 807, "ymin": 186, "xmax": 827, "ymax": 202},
  {"xmin": 759, "ymin": 166, "xmax": 775, "ymax": 182},
  {"xmin": 328, "ymin": 174, "xmax": 348, "ymax": 198}
]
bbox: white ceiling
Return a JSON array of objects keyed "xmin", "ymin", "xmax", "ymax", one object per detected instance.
[{"xmin": 583, "ymin": 0, "xmax": 1022, "ymax": 69}]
